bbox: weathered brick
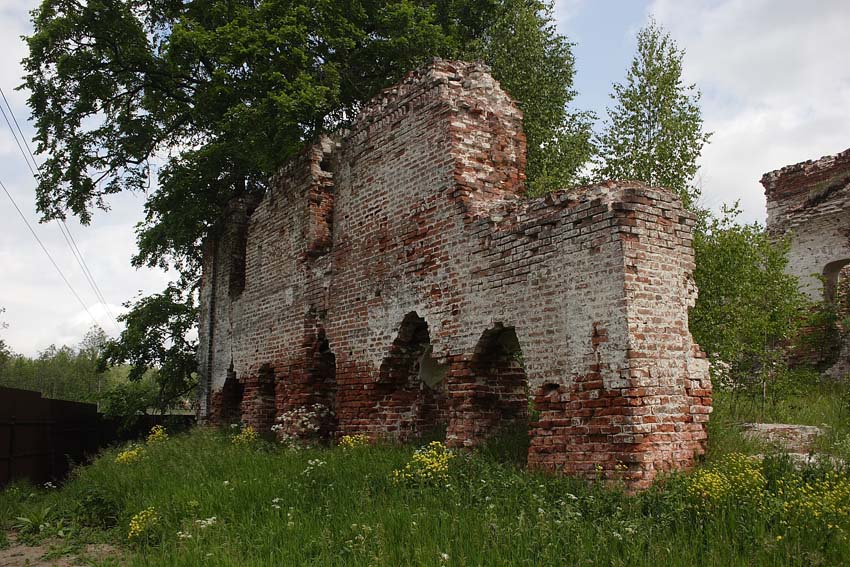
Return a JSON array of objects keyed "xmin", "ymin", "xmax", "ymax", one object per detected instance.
[
  {"xmin": 196, "ymin": 59, "xmax": 711, "ymax": 488},
  {"xmin": 762, "ymin": 148, "xmax": 850, "ymax": 378}
]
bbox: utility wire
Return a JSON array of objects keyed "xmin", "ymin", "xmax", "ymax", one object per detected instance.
[
  {"xmin": 0, "ymin": 178, "xmax": 100, "ymax": 328},
  {"xmin": 0, "ymin": 86, "xmax": 120, "ymax": 331}
]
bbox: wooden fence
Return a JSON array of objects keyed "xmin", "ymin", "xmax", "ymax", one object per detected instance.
[{"xmin": 0, "ymin": 386, "xmax": 193, "ymax": 486}]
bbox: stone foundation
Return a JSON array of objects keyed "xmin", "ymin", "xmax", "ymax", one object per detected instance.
[{"xmin": 197, "ymin": 59, "xmax": 711, "ymax": 488}]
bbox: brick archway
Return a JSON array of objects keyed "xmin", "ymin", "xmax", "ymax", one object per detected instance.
[
  {"xmin": 447, "ymin": 324, "xmax": 528, "ymax": 447},
  {"xmin": 824, "ymin": 259, "xmax": 850, "ymax": 303},
  {"xmin": 373, "ymin": 312, "xmax": 449, "ymax": 441},
  {"xmin": 212, "ymin": 366, "xmax": 244, "ymax": 426}
]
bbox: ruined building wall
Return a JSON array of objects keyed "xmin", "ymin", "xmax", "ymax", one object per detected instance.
[
  {"xmin": 197, "ymin": 60, "xmax": 711, "ymax": 488},
  {"xmin": 763, "ymin": 148, "xmax": 850, "ymax": 378}
]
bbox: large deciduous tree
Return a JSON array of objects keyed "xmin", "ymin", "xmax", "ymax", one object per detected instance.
[
  {"xmin": 22, "ymin": 0, "xmax": 589, "ymax": 401},
  {"xmin": 594, "ymin": 19, "xmax": 709, "ymax": 208}
]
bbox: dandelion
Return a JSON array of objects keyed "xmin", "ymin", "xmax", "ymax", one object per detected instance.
[{"xmin": 439, "ymin": 552, "xmax": 450, "ymax": 562}]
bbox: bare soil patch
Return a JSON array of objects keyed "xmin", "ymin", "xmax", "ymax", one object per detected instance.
[{"xmin": 0, "ymin": 533, "xmax": 121, "ymax": 567}]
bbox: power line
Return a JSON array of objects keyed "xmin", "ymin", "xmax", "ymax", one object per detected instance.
[
  {"xmin": 0, "ymin": 87, "xmax": 37, "ymax": 167},
  {"xmin": 0, "ymin": 86, "xmax": 120, "ymax": 331},
  {"xmin": 0, "ymin": 178, "xmax": 100, "ymax": 328}
]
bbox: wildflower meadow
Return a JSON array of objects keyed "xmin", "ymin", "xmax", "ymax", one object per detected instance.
[{"xmin": 2, "ymin": 404, "xmax": 850, "ymax": 567}]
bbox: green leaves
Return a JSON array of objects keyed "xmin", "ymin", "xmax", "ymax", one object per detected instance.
[
  {"xmin": 469, "ymin": 0, "xmax": 593, "ymax": 195},
  {"xmin": 690, "ymin": 204, "xmax": 805, "ymax": 388},
  {"xmin": 595, "ymin": 19, "xmax": 709, "ymax": 209},
  {"xmin": 22, "ymin": 0, "xmax": 595, "ymax": 402},
  {"xmin": 100, "ymin": 284, "xmax": 197, "ymax": 405}
]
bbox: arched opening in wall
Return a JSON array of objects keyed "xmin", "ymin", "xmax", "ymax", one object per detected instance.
[
  {"xmin": 218, "ymin": 368, "xmax": 244, "ymax": 425},
  {"xmin": 825, "ymin": 261, "xmax": 850, "ymax": 354},
  {"xmin": 823, "ymin": 259, "xmax": 850, "ymax": 304},
  {"xmin": 463, "ymin": 324, "xmax": 529, "ymax": 454},
  {"xmin": 306, "ymin": 330, "xmax": 338, "ymax": 440},
  {"xmin": 252, "ymin": 364, "xmax": 277, "ymax": 435},
  {"xmin": 376, "ymin": 312, "xmax": 449, "ymax": 441}
]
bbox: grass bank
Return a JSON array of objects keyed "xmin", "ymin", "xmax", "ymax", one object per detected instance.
[{"xmin": 2, "ymin": 423, "xmax": 850, "ymax": 566}]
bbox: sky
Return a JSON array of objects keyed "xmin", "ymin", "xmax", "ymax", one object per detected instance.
[{"xmin": 0, "ymin": 0, "xmax": 848, "ymax": 355}]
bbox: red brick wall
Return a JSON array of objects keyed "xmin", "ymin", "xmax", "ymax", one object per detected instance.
[{"xmin": 197, "ymin": 60, "xmax": 711, "ymax": 488}]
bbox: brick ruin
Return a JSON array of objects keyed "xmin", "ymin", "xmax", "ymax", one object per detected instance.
[
  {"xmin": 197, "ymin": 60, "xmax": 712, "ymax": 488},
  {"xmin": 762, "ymin": 148, "xmax": 850, "ymax": 378}
]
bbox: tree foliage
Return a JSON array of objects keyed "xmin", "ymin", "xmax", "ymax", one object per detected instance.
[
  {"xmin": 22, "ymin": 0, "xmax": 591, "ymax": 398},
  {"xmin": 595, "ymin": 19, "xmax": 709, "ymax": 208},
  {"xmin": 468, "ymin": 0, "xmax": 593, "ymax": 194},
  {"xmin": 100, "ymin": 284, "xmax": 198, "ymax": 411},
  {"xmin": 690, "ymin": 205, "xmax": 805, "ymax": 390},
  {"xmin": 24, "ymin": 0, "xmax": 486, "ymax": 276},
  {"xmin": 0, "ymin": 307, "xmax": 10, "ymax": 367},
  {"xmin": 0, "ymin": 326, "xmax": 110, "ymax": 402}
]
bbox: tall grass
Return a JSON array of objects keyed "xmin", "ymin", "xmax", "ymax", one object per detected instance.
[{"xmin": 2, "ymin": 426, "xmax": 849, "ymax": 566}]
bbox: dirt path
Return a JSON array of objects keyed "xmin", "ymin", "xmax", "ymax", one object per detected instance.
[{"xmin": 0, "ymin": 533, "xmax": 121, "ymax": 567}]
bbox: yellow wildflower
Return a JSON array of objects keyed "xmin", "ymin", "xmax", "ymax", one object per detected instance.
[
  {"xmin": 339, "ymin": 434, "xmax": 370, "ymax": 449},
  {"xmin": 232, "ymin": 426, "xmax": 259, "ymax": 446},
  {"xmin": 146, "ymin": 425, "xmax": 169, "ymax": 444},
  {"xmin": 115, "ymin": 445, "xmax": 145, "ymax": 465},
  {"xmin": 128, "ymin": 507, "xmax": 158, "ymax": 542}
]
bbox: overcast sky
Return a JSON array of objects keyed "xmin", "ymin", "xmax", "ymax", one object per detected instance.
[{"xmin": 1, "ymin": 0, "xmax": 848, "ymax": 355}]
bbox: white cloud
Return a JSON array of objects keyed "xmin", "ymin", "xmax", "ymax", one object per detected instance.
[
  {"xmin": 649, "ymin": 0, "xmax": 850, "ymax": 222},
  {"xmin": 553, "ymin": 0, "xmax": 585, "ymax": 27}
]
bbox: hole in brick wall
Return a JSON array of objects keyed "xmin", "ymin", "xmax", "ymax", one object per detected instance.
[
  {"xmin": 318, "ymin": 155, "xmax": 331, "ymax": 174},
  {"xmin": 542, "ymin": 383, "xmax": 560, "ymax": 395},
  {"xmin": 824, "ymin": 259, "xmax": 850, "ymax": 303},
  {"xmin": 228, "ymin": 224, "xmax": 249, "ymax": 298},
  {"xmin": 468, "ymin": 324, "xmax": 529, "ymax": 438},
  {"xmin": 253, "ymin": 364, "xmax": 277, "ymax": 434},
  {"xmin": 219, "ymin": 369, "xmax": 244, "ymax": 426},
  {"xmin": 418, "ymin": 344, "xmax": 449, "ymax": 387},
  {"xmin": 375, "ymin": 312, "xmax": 448, "ymax": 440},
  {"xmin": 306, "ymin": 330, "xmax": 338, "ymax": 439}
]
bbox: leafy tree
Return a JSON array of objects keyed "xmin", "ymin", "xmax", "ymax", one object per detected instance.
[
  {"xmin": 595, "ymin": 19, "xmax": 709, "ymax": 208},
  {"xmin": 99, "ymin": 284, "xmax": 198, "ymax": 412},
  {"xmin": 467, "ymin": 0, "xmax": 594, "ymax": 194},
  {"xmin": 690, "ymin": 204, "xmax": 805, "ymax": 393},
  {"xmin": 22, "ymin": 0, "xmax": 592, "ymax": 401},
  {"xmin": 0, "ymin": 326, "xmax": 109, "ymax": 402}
]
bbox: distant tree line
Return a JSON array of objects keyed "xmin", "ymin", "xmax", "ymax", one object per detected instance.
[{"xmin": 0, "ymin": 323, "xmax": 180, "ymax": 419}]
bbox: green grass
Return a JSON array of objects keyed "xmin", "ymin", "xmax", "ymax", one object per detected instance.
[
  {"xmin": 710, "ymin": 378, "xmax": 850, "ymax": 455},
  {"xmin": 2, "ymin": 424, "xmax": 850, "ymax": 567}
]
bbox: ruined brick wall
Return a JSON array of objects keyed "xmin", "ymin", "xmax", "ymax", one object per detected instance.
[
  {"xmin": 197, "ymin": 59, "xmax": 711, "ymax": 488},
  {"xmin": 762, "ymin": 148, "xmax": 850, "ymax": 378}
]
